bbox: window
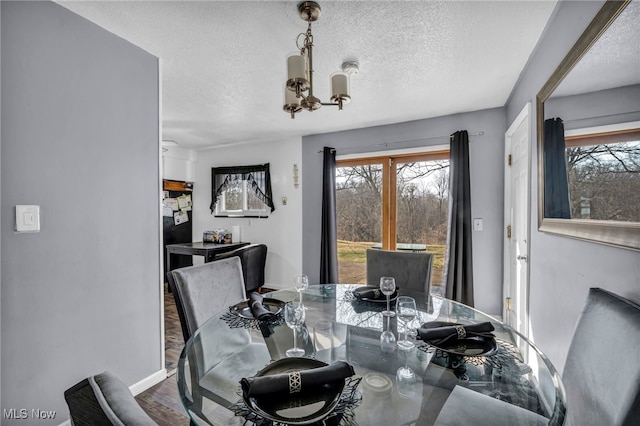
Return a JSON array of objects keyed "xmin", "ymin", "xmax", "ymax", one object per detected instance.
[
  {"xmin": 335, "ymin": 150, "xmax": 450, "ymax": 286},
  {"xmin": 210, "ymin": 164, "xmax": 275, "ymax": 217},
  {"xmin": 565, "ymin": 128, "xmax": 640, "ymax": 221}
]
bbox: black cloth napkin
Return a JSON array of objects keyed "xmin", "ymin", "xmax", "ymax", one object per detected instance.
[
  {"xmin": 240, "ymin": 361, "xmax": 355, "ymax": 398},
  {"xmin": 248, "ymin": 292, "xmax": 275, "ymax": 320},
  {"xmin": 417, "ymin": 321, "xmax": 495, "ymax": 345},
  {"xmin": 352, "ymin": 286, "xmax": 397, "ymax": 301}
]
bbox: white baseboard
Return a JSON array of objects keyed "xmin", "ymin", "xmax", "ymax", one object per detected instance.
[{"xmin": 130, "ymin": 368, "xmax": 168, "ymax": 396}]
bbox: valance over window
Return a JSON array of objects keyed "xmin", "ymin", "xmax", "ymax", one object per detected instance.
[{"xmin": 210, "ymin": 164, "xmax": 275, "ymax": 214}]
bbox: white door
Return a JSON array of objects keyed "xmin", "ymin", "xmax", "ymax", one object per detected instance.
[{"xmin": 503, "ymin": 103, "xmax": 531, "ymax": 336}]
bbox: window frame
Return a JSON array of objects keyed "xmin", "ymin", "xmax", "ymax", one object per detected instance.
[
  {"xmin": 210, "ymin": 163, "xmax": 275, "ymax": 218},
  {"xmin": 337, "ymin": 149, "xmax": 449, "ymax": 250}
]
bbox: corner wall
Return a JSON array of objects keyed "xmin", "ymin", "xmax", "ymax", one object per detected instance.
[
  {"xmin": 506, "ymin": 0, "xmax": 640, "ymax": 372},
  {"xmin": 301, "ymin": 108, "xmax": 506, "ymax": 315},
  {"xmin": 1, "ymin": 2, "xmax": 161, "ymax": 423}
]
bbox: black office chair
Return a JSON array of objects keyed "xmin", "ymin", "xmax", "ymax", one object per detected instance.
[
  {"xmin": 562, "ymin": 287, "xmax": 640, "ymax": 426},
  {"xmin": 64, "ymin": 371, "xmax": 157, "ymax": 426},
  {"xmin": 214, "ymin": 243, "xmax": 267, "ymax": 296},
  {"xmin": 366, "ymin": 248, "xmax": 433, "ymax": 295}
]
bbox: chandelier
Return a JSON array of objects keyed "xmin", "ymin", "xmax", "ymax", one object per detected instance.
[{"xmin": 283, "ymin": 1, "xmax": 356, "ymax": 119}]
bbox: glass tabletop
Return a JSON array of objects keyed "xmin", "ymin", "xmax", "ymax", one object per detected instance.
[{"xmin": 177, "ymin": 284, "xmax": 566, "ymax": 425}]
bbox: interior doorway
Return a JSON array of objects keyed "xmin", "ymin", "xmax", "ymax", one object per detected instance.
[{"xmin": 503, "ymin": 103, "xmax": 531, "ymax": 337}]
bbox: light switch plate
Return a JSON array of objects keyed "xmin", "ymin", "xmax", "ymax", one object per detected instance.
[
  {"xmin": 473, "ymin": 218, "xmax": 483, "ymax": 231},
  {"xmin": 16, "ymin": 205, "xmax": 40, "ymax": 232}
]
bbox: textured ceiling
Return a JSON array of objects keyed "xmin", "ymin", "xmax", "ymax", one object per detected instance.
[
  {"xmin": 552, "ymin": 0, "xmax": 640, "ymax": 98},
  {"xmin": 57, "ymin": 1, "xmax": 559, "ymax": 150}
]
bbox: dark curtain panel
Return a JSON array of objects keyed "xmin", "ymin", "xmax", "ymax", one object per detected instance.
[
  {"xmin": 320, "ymin": 147, "xmax": 339, "ymax": 284},
  {"xmin": 210, "ymin": 163, "xmax": 275, "ymax": 214},
  {"xmin": 544, "ymin": 118, "xmax": 571, "ymax": 219},
  {"xmin": 445, "ymin": 130, "xmax": 474, "ymax": 307}
]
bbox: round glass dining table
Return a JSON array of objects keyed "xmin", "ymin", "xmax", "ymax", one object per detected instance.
[{"xmin": 176, "ymin": 284, "xmax": 566, "ymax": 425}]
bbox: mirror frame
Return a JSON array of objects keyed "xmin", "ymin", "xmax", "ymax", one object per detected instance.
[{"xmin": 536, "ymin": 0, "xmax": 640, "ymax": 252}]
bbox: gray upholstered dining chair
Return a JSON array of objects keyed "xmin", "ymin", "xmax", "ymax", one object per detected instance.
[
  {"xmin": 366, "ymin": 248, "xmax": 433, "ymax": 294},
  {"xmin": 214, "ymin": 243, "xmax": 267, "ymax": 296},
  {"xmin": 64, "ymin": 371, "xmax": 157, "ymax": 426},
  {"xmin": 167, "ymin": 256, "xmax": 246, "ymax": 341},
  {"xmin": 562, "ymin": 287, "xmax": 640, "ymax": 426},
  {"xmin": 167, "ymin": 256, "xmax": 270, "ymax": 416}
]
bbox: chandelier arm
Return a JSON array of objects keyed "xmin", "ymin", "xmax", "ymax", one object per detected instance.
[{"xmin": 321, "ymin": 99, "xmax": 344, "ymax": 110}]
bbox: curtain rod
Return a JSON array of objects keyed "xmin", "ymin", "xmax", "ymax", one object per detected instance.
[{"xmin": 317, "ymin": 131, "xmax": 484, "ymax": 154}]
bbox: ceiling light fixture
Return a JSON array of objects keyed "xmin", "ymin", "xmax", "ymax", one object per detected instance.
[{"xmin": 283, "ymin": 1, "xmax": 355, "ymax": 119}]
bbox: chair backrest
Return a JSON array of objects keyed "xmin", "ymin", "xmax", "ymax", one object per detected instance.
[
  {"xmin": 214, "ymin": 243, "xmax": 267, "ymax": 295},
  {"xmin": 64, "ymin": 371, "xmax": 157, "ymax": 426},
  {"xmin": 366, "ymin": 248, "xmax": 433, "ymax": 294},
  {"xmin": 167, "ymin": 256, "xmax": 246, "ymax": 342},
  {"xmin": 563, "ymin": 287, "xmax": 640, "ymax": 426}
]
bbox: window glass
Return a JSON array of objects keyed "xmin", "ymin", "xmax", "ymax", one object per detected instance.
[{"xmin": 566, "ymin": 129, "xmax": 640, "ymax": 221}]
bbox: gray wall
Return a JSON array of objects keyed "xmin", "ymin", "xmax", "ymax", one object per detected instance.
[
  {"xmin": 302, "ymin": 108, "xmax": 506, "ymax": 315},
  {"xmin": 1, "ymin": 2, "xmax": 161, "ymax": 424},
  {"xmin": 506, "ymin": 0, "xmax": 640, "ymax": 372},
  {"xmin": 545, "ymin": 84, "xmax": 640, "ymax": 131},
  {"xmin": 0, "ymin": 1, "xmax": 3, "ymax": 409}
]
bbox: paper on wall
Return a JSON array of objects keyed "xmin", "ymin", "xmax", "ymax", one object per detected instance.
[
  {"xmin": 162, "ymin": 205, "xmax": 174, "ymax": 217},
  {"xmin": 165, "ymin": 198, "xmax": 179, "ymax": 211},
  {"xmin": 177, "ymin": 194, "xmax": 192, "ymax": 211},
  {"xmin": 174, "ymin": 210, "xmax": 189, "ymax": 226}
]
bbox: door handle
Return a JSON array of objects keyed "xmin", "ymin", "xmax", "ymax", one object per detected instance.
[{"xmin": 517, "ymin": 255, "xmax": 528, "ymax": 261}]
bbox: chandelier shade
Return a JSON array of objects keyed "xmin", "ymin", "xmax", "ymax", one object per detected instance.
[{"xmin": 283, "ymin": 1, "xmax": 355, "ymax": 119}]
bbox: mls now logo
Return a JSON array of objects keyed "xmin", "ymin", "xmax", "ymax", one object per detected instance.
[
  {"xmin": 3, "ymin": 408, "xmax": 56, "ymax": 420},
  {"xmin": 3, "ymin": 409, "xmax": 27, "ymax": 419}
]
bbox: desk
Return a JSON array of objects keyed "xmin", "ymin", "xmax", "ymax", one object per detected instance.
[
  {"xmin": 165, "ymin": 241, "xmax": 249, "ymax": 271},
  {"xmin": 371, "ymin": 243, "xmax": 427, "ymax": 252},
  {"xmin": 177, "ymin": 285, "xmax": 566, "ymax": 425}
]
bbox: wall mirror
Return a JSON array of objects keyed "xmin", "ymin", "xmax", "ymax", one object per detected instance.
[{"xmin": 536, "ymin": 0, "xmax": 640, "ymax": 251}]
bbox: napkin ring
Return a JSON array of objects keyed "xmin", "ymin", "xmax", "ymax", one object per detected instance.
[
  {"xmin": 288, "ymin": 372, "xmax": 301, "ymax": 394},
  {"xmin": 455, "ymin": 325, "xmax": 466, "ymax": 339}
]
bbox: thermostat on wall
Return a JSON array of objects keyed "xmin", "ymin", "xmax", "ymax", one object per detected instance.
[{"xmin": 16, "ymin": 205, "xmax": 40, "ymax": 232}]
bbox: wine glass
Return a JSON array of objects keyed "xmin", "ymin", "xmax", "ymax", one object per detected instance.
[
  {"xmin": 380, "ymin": 314, "xmax": 396, "ymax": 353},
  {"xmin": 380, "ymin": 276, "xmax": 396, "ymax": 317},
  {"xmin": 293, "ymin": 274, "xmax": 309, "ymax": 305},
  {"xmin": 396, "ymin": 330, "xmax": 417, "ymax": 397},
  {"xmin": 284, "ymin": 302, "xmax": 306, "ymax": 357},
  {"xmin": 396, "ymin": 296, "xmax": 417, "ymax": 351}
]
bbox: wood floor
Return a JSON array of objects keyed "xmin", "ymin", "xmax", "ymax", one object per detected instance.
[
  {"xmin": 134, "ymin": 283, "xmax": 190, "ymax": 424},
  {"xmin": 164, "ymin": 282, "xmax": 184, "ymax": 373},
  {"xmin": 135, "ymin": 375, "xmax": 191, "ymax": 425}
]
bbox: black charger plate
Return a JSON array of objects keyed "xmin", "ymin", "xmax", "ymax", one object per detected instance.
[
  {"xmin": 243, "ymin": 358, "xmax": 345, "ymax": 425},
  {"xmin": 422, "ymin": 321, "xmax": 498, "ymax": 356},
  {"xmin": 229, "ymin": 298, "xmax": 286, "ymax": 319}
]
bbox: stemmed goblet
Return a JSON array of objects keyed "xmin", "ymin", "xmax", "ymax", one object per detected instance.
[
  {"xmin": 380, "ymin": 276, "xmax": 396, "ymax": 317},
  {"xmin": 396, "ymin": 330, "xmax": 417, "ymax": 397},
  {"xmin": 284, "ymin": 302, "xmax": 306, "ymax": 357},
  {"xmin": 396, "ymin": 296, "xmax": 417, "ymax": 351},
  {"xmin": 380, "ymin": 314, "xmax": 396, "ymax": 353},
  {"xmin": 293, "ymin": 274, "xmax": 309, "ymax": 305}
]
